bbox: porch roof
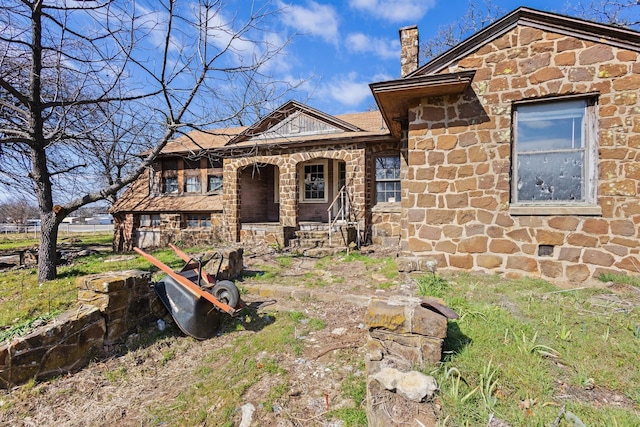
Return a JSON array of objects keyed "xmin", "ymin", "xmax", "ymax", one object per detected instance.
[
  {"xmin": 158, "ymin": 127, "xmax": 246, "ymax": 155},
  {"xmin": 224, "ymin": 109, "xmax": 392, "ymax": 148},
  {"xmin": 369, "ymin": 71, "xmax": 476, "ymax": 138}
]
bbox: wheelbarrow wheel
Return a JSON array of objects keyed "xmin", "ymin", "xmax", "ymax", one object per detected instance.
[{"xmin": 211, "ymin": 280, "xmax": 240, "ymax": 309}]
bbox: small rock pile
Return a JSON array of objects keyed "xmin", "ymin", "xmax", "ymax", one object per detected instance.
[{"xmin": 364, "ymin": 295, "xmax": 457, "ymax": 426}]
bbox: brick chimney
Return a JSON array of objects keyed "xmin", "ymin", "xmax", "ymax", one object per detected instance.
[{"xmin": 399, "ymin": 25, "xmax": 419, "ymax": 77}]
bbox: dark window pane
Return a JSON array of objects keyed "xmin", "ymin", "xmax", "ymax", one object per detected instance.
[
  {"xmin": 304, "ymin": 164, "xmax": 325, "ymax": 200},
  {"xmin": 517, "ymin": 151, "xmax": 584, "ymax": 201},
  {"xmin": 375, "ymin": 156, "xmax": 401, "ymax": 202},
  {"xmin": 208, "ymin": 176, "xmax": 223, "ymax": 192},
  {"xmin": 162, "ymin": 177, "xmax": 178, "ymax": 193}
]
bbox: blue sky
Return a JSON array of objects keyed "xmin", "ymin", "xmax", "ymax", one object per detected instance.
[{"xmin": 273, "ymin": 0, "xmax": 611, "ymax": 115}]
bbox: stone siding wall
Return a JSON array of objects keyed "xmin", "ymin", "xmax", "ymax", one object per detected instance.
[
  {"xmin": 240, "ymin": 223, "xmax": 291, "ymax": 248},
  {"xmin": 404, "ymin": 26, "xmax": 640, "ymax": 284},
  {"xmin": 371, "ymin": 204, "xmax": 401, "ymax": 245},
  {"xmin": 114, "ymin": 212, "xmax": 225, "ymax": 250},
  {"xmin": 1, "ymin": 271, "xmax": 158, "ymax": 388}
]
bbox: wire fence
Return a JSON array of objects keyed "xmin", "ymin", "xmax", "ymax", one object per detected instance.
[{"xmin": 0, "ymin": 223, "xmax": 113, "ymax": 237}]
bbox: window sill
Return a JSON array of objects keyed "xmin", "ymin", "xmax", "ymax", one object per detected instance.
[
  {"xmin": 300, "ymin": 199, "xmax": 328, "ymax": 204},
  {"xmin": 372, "ymin": 202, "xmax": 401, "ymax": 214},
  {"xmin": 509, "ymin": 204, "xmax": 602, "ymax": 216}
]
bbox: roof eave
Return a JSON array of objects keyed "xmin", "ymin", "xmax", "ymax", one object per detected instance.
[
  {"xmin": 413, "ymin": 7, "xmax": 640, "ymax": 76},
  {"xmin": 222, "ymin": 133, "xmax": 397, "ymax": 154},
  {"xmin": 370, "ymin": 71, "xmax": 476, "ymax": 138}
]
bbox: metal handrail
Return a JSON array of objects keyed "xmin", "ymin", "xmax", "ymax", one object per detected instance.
[{"xmin": 327, "ymin": 185, "xmax": 357, "ymax": 246}]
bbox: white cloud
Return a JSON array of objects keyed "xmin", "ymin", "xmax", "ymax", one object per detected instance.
[
  {"xmin": 345, "ymin": 33, "xmax": 399, "ymax": 59},
  {"xmin": 325, "ymin": 72, "xmax": 372, "ymax": 107},
  {"xmin": 349, "ymin": 0, "xmax": 436, "ymax": 23},
  {"xmin": 277, "ymin": 1, "xmax": 340, "ymax": 45}
]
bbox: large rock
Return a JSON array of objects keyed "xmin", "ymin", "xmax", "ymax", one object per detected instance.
[
  {"xmin": 371, "ymin": 367, "xmax": 438, "ymax": 403},
  {"xmin": 365, "ymin": 295, "xmax": 454, "ymax": 425},
  {"xmin": 364, "ymin": 296, "xmax": 448, "ymax": 338},
  {"xmin": 367, "ymin": 370, "xmax": 438, "ymax": 427}
]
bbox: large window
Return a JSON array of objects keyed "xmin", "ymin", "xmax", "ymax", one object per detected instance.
[
  {"xmin": 513, "ymin": 98, "xmax": 596, "ymax": 206},
  {"xmin": 375, "ymin": 156, "xmax": 401, "ymax": 203},
  {"xmin": 301, "ymin": 162, "xmax": 326, "ymax": 202},
  {"xmin": 184, "ymin": 214, "xmax": 211, "ymax": 228},
  {"xmin": 207, "ymin": 158, "xmax": 223, "ymax": 194},
  {"xmin": 183, "ymin": 159, "xmax": 201, "ymax": 193}
]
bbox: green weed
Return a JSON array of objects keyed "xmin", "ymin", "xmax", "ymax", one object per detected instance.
[
  {"xmin": 416, "ymin": 273, "xmax": 449, "ymax": 298},
  {"xmin": 330, "ymin": 373, "xmax": 367, "ymax": 426},
  {"xmin": 598, "ymin": 272, "xmax": 640, "ymax": 287},
  {"xmin": 479, "ymin": 360, "xmax": 498, "ymax": 410},
  {"xmin": 512, "ymin": 330, "xmax": 560, "ymax": 358}
]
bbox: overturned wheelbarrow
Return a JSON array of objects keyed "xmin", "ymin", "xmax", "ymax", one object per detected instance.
[{"xmin": 134, "ymin": 244, "xmax": 242, "ymax": 340}]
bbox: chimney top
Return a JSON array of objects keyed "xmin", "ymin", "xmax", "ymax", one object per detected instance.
[{"xmin": 399, "ymin": 25, "xmax": 419, "ymax": 78}]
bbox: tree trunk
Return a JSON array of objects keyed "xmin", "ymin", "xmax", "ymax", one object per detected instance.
[{"xmin": 38, "ymin": 213, "xmax": 59, "ymax": 282}]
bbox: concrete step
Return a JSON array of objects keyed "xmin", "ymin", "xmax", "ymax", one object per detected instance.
[
  {"xmin": 289, "ymin": 238, "xmax": 331, "ymax": 249},
  {"xmin": 295, "ymin": 230, "xmax": 330, "ymax": 239},
  {"xmin": 288, "ymin": 246, "xmax": 346, "ymax": 258}
]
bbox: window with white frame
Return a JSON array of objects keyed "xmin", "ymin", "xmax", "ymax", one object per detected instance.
[
  {"xmin": 375, "ymin": 156, "xmax": 401, "ymax": 203},
  {"xmin": 140, "ymin": 214, "xmax": 161, "ymax": 227},
  {"xmin": 512, "ymin": 97, "xmax": 597, "ymax": 205},
  {"xmin": 301, "ymin": 162, "xmax": 326, "ymax": 202}
]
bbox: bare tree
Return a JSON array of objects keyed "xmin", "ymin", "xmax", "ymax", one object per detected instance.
[
  {"xmin": 566, "ymin": 0, "xmax": 640, "ymax": 29},
  {"xmin": 421, "ymin": 0, "xmax": 505, "ymax": 62},
  {"xmin": 0, "ymin": 198, "xmax": 38, "ymax": 224},
  {"xmin": 0, "ymin": 0, "xmax": 295, "ymax": 281}
]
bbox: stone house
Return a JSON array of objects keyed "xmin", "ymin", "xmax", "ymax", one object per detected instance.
[
  {"xmin": 370, "ymin": 7, "xmax": 640, "ymax": 284},
  {"xmin": 112, "ymin": 6, "xmax": 640, "ymax": 284},
  {"xmin": 111, "ymin": 101, "xmax": 402, "ymax": 252}
]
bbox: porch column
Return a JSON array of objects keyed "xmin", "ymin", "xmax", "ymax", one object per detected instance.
[
  {"xmin": 222, "ymin": 160, "xmax": 240, "ymax": 242},
  {"xmin": 279, "ymin": 161, "xmax": 298, "ymax": 229},
  {"xmin": 347, "ymin": 153, "xmax": 367, "ymax": 229}
]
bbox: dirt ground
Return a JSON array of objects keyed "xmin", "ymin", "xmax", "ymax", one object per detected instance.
[{"xmin": 0, "ymin": 245, "xmax": 414, "ymax": 427}]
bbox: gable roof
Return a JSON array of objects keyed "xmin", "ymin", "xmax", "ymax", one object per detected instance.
[
  {"xmin": 413, "ymin": 6, "xmax": 640, "ymax": 76},
  {"xmin": 156, "ymin": 102, "xmax": 392, "ymax": 156},
  {"xmin": 370, "ymin": 6, "xmax": 640, "ymax": 138},
  {"xmin": 228, "ymin": 100, "xmax": 363, "ymax": 145},
  {"xmin": 159, "ymin": 127, "xmax": 245, "ymax": 155},
  {"xmin": 224, "ymin": 100, "xmax": 393, "ymax": 149}
]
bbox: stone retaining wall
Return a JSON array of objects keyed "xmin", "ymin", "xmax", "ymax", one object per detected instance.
[{"xmin": 0, "ymin": 270, "xmax": 158, "ymax": 389}]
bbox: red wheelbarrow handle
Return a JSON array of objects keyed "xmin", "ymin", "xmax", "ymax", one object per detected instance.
[
  {"xmin": 168, "ymin": 243, "xmax": 217, "ymax": 286},
  {"xmin": 133, "ymin": 247, "xmax": 236, "ymax": 315}
]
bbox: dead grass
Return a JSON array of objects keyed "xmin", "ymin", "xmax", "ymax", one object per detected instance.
[{"xmin": 1, "ymin": 245, "xmax": 639, "ymax": 426}]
